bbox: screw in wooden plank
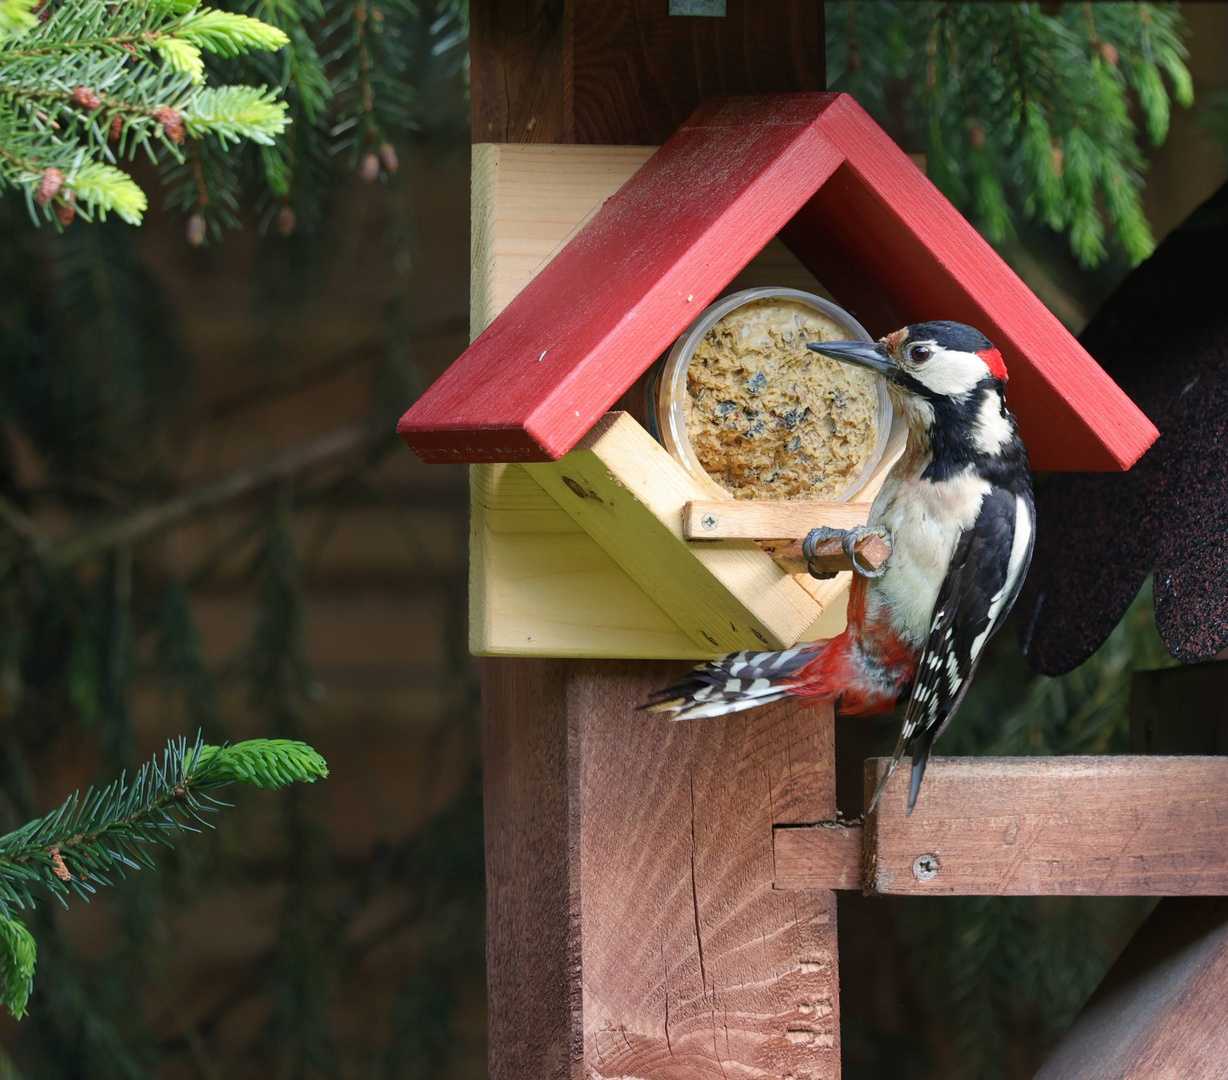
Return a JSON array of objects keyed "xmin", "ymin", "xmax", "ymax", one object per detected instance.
[
  {"xmin": 912, "ymin": 853, "xmax": 940, "ymax": 882},
  {"xmin": 701, "ymin": 513, "xmax": 719, "ymax": 532}
]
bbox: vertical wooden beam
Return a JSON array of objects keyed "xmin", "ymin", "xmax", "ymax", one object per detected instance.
[
  {"xmin": 473, "ymin": 5, "xmax": 835, "ymax": 1077},
  {"xmin": 484, "ymin": 660, "xmax": 842, "ymax": 1080},
  {"xmin": 470, "ymin": 0, "xmax": 823, "ymax": 145}
]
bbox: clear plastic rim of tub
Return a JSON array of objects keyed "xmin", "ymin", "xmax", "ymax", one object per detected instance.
[{"xmin": 654, "ymin": 287, "xmax": 893, "ymax": 504}]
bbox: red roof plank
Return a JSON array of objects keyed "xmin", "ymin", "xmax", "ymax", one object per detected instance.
[{"xmin": 399, "ymin": 93, "xmax": 1158, "ymax": 472}]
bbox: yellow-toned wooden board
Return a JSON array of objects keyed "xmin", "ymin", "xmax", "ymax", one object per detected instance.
[
  {"xmin": 470, "ymin": 464, "xmax": 711, "ymax": 658},
  {"xmin": 683, "ymin": 499, "xmax": 872, "ymax": 540},
  {"xmin": 524, "ymin": 413, "xmax": 824, "ymax": 653},
  {"xmin": 468, "ymin": 142, "xmax": 879, "ymax": 657}
]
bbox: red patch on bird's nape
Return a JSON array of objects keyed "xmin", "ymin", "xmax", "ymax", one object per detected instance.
[{"xmin": 977, "ymin": 347, "xmax": 1008, "ymax": 382}]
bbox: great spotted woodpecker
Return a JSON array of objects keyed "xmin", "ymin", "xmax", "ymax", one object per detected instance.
[{"xmin": 644, "ymin": 321, "xmax": 1035, "ymax": 814}]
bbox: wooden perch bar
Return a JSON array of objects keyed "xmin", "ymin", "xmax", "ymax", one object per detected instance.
[
  {"xmin": 773, "ymin": 756, "xmax": 1228, "ymax": 896},
  {"xmin": 760, "ymin": 533, "xmax": 892, "ymax": 576},
  {"xmin": 682, "ymin": 499, "xmax": 870, "ymax": 540},
  {"xmin": 682, "ymin": 499, "xmax": 890, "ymax": 575}
]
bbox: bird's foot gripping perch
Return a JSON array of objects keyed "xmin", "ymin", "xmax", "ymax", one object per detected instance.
[{"xmin": 802, "ymin": 524, "xmax": 892, "ymax": 580}]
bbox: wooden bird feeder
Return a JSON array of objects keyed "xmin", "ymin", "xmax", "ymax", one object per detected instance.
[
  {"xmin": 396, "ymin": 14, "xmax": 1218, "ymax": 1073},
  {"xmin": 399, "ymin": 92, "xmax": 1157, "ymax": 661}
]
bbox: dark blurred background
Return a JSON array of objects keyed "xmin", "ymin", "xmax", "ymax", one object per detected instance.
[{"xmin": 0, "ymin": 3, "xmax": 1227, "ymax": 1079}]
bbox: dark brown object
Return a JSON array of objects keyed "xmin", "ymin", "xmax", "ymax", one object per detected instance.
[
  {"xmin": 1130, "ymin": 661, "xmax": 1228, "ymax": 755},
  {"xmin": 1033, "ymin": 898, "xmax": 1228, "ymax": 1079},
  {"xmin": 469, "ymin": 0, "xmax": 823, "ymax": 145},
  {"xmin": 851, "ymin": 756, "xmax": 1228, "ymax": 896},
  {"xmin": 759, "ymin": 532, "xmax": 892, "ymax": 576},
  {"xmin": 484, "ymin": 660, "xmax": 841, "ymax": 1079},
  {"xmin": 1018, "ymin": 179, "xmax": 1228, "ymax": 672}
]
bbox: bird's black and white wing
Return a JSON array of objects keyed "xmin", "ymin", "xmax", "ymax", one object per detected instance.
[{"xmin": 872, "ymin": 485, "xmax": 1035, "ymax": 815}]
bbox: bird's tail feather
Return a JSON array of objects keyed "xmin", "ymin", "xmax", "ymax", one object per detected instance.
[
  {"xmin": 640, "ymin": 645, "xmax": 821, "ymax": 721},
  {"xmin": 866, "ymin": 727, "xmax": 935, "ymax": 817}
]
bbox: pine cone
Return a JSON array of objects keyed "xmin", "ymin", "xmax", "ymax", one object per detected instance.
[
  {"xmin": 276, "ymin": 204, "xmax": 296, "ymax": 238},
  {"xmin": 359, "ymin": 153, "xmax": 380, "ymax": 183},
  {"xmin": 154, "ymin": 107, "xmax": 185, "ymax": 145},
  {"xmin": 56, "ymin": 198, "xmax": 76, "ymax": 227},
  {"xmin": 71, "ymin": 86, "xmax": 101, "ymax": 111},
  {"xmin": 109, "ymin": 114, "xmax": 124, "ymax": 142},
  {"xmin": 35, "ymin": 167, "xmax": 63, "ymax": 206},
  {"xmin": 379, "ymin": 142, "xmax": 398, "ymax": 175}
]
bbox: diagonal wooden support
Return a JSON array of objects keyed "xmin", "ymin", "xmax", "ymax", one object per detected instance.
[{"xmin": 1033, "ymin": 897, "xmax": 1228, "ymax": 1079}]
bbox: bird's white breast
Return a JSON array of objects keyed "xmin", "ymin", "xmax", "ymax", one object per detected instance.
[{"xmin": 867, "ymin": 449, "xmax": 990, "ymax": 646}]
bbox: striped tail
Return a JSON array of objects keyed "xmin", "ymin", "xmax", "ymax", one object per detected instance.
[{"xmin": 639, "ymin": 645, "xmax": 824, "ymax": 721}]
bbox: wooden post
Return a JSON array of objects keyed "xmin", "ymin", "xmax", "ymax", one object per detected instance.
[{"xmin": 472, "ymin": 4, "xmax": 839, "ymax": 1078}]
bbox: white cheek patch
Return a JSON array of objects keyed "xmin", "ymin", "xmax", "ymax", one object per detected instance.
[
  {"xmin": 914, "ymin": 349, "xmax": 989, "ymax": 398},
  {"xmin": 972, "ymin": 391, "xmax": 1013, "ymax": 454}
]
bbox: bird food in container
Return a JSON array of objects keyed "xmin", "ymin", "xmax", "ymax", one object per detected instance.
[{"xmin": 655, "ymin": 288, "xmax": 891, "ymax": 502}]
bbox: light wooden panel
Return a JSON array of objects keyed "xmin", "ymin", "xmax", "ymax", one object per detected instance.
[
  {"xmin": 470, "ymin": 463, "xmax": 711, "ymax": 658},
  {"xmin": 850, "ymin": 756, "xmax": 1228, "ymax": 896},
  {"xmin": 683, "ymin": 500, "xmax": 871, "ymax": 540},
  {"xmin": 524, "ymin": 413, "xmax": 823, "ymax": 652},
  {"xmin": 469, "ymin": 143, "xmax": 855, "ymax": 657}
]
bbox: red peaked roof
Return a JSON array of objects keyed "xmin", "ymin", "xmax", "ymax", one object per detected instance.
[{"xmin": 398, "ymin": 93, "xmax": 1157, "ymax": 472}]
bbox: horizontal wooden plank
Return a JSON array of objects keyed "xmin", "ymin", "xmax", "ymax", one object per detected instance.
[
  {"xmin": 859, "ymin": 757, "xmax": 1228, "ymax": 896},
  {"xmin": 774, "ymin": 824, "xmax": 862, "ymax": 891},
  {"xmin": 683, "ymin": 500, "xmax": 870, "ymax": 540}
]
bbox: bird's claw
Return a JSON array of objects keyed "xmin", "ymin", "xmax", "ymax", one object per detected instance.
[
  {"xmin": 802, "ymin": 525, "xmax": 890, "ymax": 580},
  {"xmin": 843, "ymin": 524, "xmax": 891, "ymax": 579},
  {"xmin": 802, "ymin": 526, "xmax": 844, "ymax": 580}
]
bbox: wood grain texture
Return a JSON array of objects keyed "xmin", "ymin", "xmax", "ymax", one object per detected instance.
[
  {"xmin": 470, "ymin": 0, "xmax": 823, "ymax": 146},
  {"xmin": 524, "ymin": 412, "xmax": 824, "ymax": 652},
  {"xmin": 860, "ymin": 756, "xmax": 1228, "ymax": 896},
  {"xmin": 400, "ymin": 96, "xmax": 1157, "ymax": 471},
  {"xmin": 1034, "ymin": 898, "xmax": 1228, "ymax": 1080},
  {"xmin": 682, "ymin": 500, "xmax": 871, "ymax": 540},
  {"xmin": 774, "ymin": 824, "xmax": 863, "ymax": 891},
  {"xmin": 482, "ymin": 658, "xmax": 578, "ymax": 1080},
  {"xmin": 470, "ymin": 462, "xmax": 714, "ymax": 658},
  {"xmin": 483, "ymin": 659, "xmax": 842, "ymax": 1080},
  {"xmin": 572, "ymin": 664, "xmax": 841, "ymax": 1078}
]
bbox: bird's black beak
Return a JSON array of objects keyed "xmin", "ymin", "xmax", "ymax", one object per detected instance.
[{"xmin": 807, "ymin": 340, "xmax": 894, "ymax": 377}]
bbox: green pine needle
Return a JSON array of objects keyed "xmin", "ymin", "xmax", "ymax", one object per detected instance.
[
  {"xmin": 0, "ymin": 917, "xmax": 36, "ymax": 1019},
  {"xmin": 0, "ymin": 0, "xmax": 36, "ymax": 41},
  {"xmin": 175, "ymin": 9, "xmax": 291, "ymax": 57},
  {"xmin": 0, "ymin": 735, "xmax": 326, "ymax": 1020},
  {"xmin": 187, "ymin": 739, "xmax": 330, "ymax": 789}
]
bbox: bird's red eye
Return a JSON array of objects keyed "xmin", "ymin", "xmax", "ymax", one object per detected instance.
[{"xmin": 909, "ymin": 345, "xmax": 932, "ymax": 363}]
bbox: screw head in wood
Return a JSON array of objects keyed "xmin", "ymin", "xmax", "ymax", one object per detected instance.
[
  {"xmin": 912, "ymin": 853, "xmax": 940, "ymax": 882},
  {"xmin": 701, "ymin": 513, "xmax": 718, "ymax": 531}
]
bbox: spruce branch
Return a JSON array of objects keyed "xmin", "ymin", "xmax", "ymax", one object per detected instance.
[
  {"xmin": 828, "ymin": 2, "xmax": 1193, "ymax": 268},
  {"xmin": 0, "ymin": 736, "xmax": 327, "ymax": 1018},
  {"xmin": 0, "ymin": 0, "xmax": 290, "ymax": 224}
]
